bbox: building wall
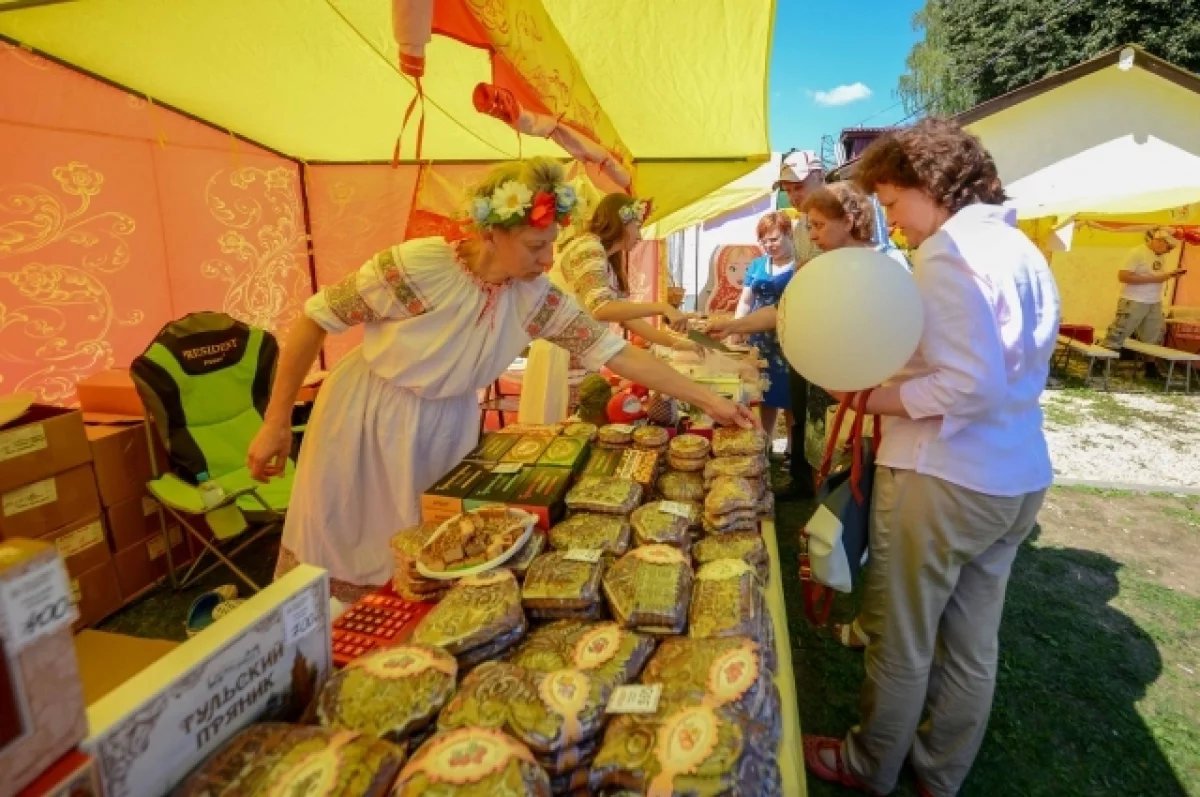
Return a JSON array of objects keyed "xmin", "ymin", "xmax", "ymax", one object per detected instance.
[{"xmin": 967, "ymin": 65, "xmax": 1200, "ymax": 192}]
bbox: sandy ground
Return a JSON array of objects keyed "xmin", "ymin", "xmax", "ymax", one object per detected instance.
[{"xmin": 1041, "ymin": 389, "xmax": 1200, "ymax": 488}]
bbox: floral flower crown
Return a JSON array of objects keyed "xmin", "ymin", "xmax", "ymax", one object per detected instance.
[
  {"xmin": 469, "ymin": 180, "xmax": 578, "ymax": 230},
  {"xmin": 619, "ymin": 198, "xmax": 651, "ymax": 225}
]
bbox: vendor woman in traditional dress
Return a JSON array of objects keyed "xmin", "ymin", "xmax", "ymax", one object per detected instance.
[
  {"xmin": 553, "ymin": 193, "xmax": 698, "ymax": 348},
  {"xmin": 248, "ymin": 158, "xmax": 756, "ymax": 601}
]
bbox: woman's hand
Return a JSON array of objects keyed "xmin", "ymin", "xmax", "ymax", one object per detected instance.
[
  {"xmin": 703, "ymin": 317, "xmax": 742, "ymax": 340},
  {"xmin": 705, "ymin": 396, "xmax": 760, "ymax": 430},
  {"xmin": 248, "ymin": 420, "xmax": 293, "ymax": 482},
  {"xmin": 659, "ymin": 304, "xmax": 692, "ymax": 332}
]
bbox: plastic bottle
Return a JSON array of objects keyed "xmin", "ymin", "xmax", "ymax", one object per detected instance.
[{"xmin": 196, "ymin": 471, "xmax": 226, "ymax": 509}]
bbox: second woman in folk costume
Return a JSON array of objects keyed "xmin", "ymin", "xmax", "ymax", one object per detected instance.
[
  {"xmin": 248, "ymin": 158, "xmax": 756, "ymax": 602},
  {"xmin": 554, "ymin": 193, "xmax": 698, "ymax": 350},
  {"xmin": 520, "ymin": 192, "xmax": 701, "ymax": 424}
]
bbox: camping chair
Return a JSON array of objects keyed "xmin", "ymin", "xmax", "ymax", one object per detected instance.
[{"xmin": 130, "ymin": 312, "xmax": 295, "ymax": 593}]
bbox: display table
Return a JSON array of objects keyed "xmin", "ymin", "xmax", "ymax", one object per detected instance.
[{"xmin": 762, "ymin": 519, "xmax": 806, "ymax": 796}]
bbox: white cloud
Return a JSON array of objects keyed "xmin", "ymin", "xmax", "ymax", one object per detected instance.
[{"xmin": 812, "ymin": 82, "xmax": 873, "ymax": 107}]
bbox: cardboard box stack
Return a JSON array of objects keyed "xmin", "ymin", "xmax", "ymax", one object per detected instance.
[
  {"xmin": 86, "ymin": 422, "xmax": 188, "ymax": 603},
  {"xmin": 0, "ymin": 405, "xmax": 121, "ymax": 630},
  {"xmin": 76, "ymin": 368, "xmax": 194, "ymax": 603}
]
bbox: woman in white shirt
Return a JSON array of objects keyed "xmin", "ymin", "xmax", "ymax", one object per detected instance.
[{"xmin": 803, "ymin": 119, "xmax": 1061, "ymax": 797}]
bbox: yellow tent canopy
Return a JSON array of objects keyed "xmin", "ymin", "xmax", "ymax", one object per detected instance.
[{"xmin": 0, "ymin": 0, "xmax": 773, "ymax": 219}]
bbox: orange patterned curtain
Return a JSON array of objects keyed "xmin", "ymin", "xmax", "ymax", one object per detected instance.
[{"xmin": 0, "ymin": 44, "xmax": 312, "ymax": 404}]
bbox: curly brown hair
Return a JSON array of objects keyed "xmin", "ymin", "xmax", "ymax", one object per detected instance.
[
  {"xmin": 855, "ymin": 118, "xmax": 1006, "ymax": 213},
  {"xmin": 801, "ymin": 183, "xmax": 875, "ymax": 243}
]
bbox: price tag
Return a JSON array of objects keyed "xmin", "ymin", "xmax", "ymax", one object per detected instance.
[
  {"xmin": 608, "ymin": 424, "xmax": 635, "ymax": 434},
  {"xmin": 659, "ymin": 501, "xmax": 693, "ymax": 519},
  {"xmin": 282, "ymin": 590, "xmax": 320, "ymax": 648},
  {"xmin": 607, "ymin": 684, "xmax": 662, "ymax": 715},
  {"xmin": 491, "ymin": 463, "xmax": 523, "ymax": 475},
  {"xmin": 564, "ymin": 548, "xmax": 603, "ymax": 564},
  {"xmin": 0, "ymin": 559, "xmax": 77, "ymax": 652}
]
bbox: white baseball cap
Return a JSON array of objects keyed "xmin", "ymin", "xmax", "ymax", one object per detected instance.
[{"xmin": 774, "ymin": 150, "xmax": 824, "ymax": 188}]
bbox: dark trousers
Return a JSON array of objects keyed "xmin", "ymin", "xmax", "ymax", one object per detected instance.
[{"xmin": 788, "ymin": 366, "xmax": 816, "ymax": 497}]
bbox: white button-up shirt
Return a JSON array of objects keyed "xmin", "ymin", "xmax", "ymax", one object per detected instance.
[{"xmin": 879, "ymin": 204, "xmax": 1061, "ymax": 497}]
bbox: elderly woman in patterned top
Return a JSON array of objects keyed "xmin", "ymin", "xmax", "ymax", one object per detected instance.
[{"xmin": 247, "ymin": 158, "xmax": 756, "ymax": 603}]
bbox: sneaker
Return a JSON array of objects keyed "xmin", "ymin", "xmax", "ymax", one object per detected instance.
[{"xmin": 185, "ymin": 585, "xmax": 242, "ymax": 637}]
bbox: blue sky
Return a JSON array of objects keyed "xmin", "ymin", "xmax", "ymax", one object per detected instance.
[{"xmin": 768, "ymin": 0, "xmax": 925, "ymax": 154}]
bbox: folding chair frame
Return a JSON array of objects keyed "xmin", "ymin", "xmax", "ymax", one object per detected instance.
[{"xmin": 141, "ymin": 415, "xmax": 283, "ymax": 594}]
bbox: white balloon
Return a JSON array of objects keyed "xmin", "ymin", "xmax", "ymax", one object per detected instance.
[{"xmin": 777, "ymin": 248, "xmax": 923, "ymax": 392}]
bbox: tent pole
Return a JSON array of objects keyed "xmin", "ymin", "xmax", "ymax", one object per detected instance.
[{"xmin": 297, "ymin": 163, "xmax": 325, "ymax": 370}]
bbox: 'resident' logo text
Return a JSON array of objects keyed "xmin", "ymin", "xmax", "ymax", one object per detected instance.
[{"xmin": 181, "ymin": 339, "xmax": 240, "ymax": 367}]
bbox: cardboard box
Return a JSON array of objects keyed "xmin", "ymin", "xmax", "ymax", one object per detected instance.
[
  {"xmin": 0, "ymin": 464, "xmax": 101, "ymax": 541},
  {"xmin": 83, "ymin": 567, "xmax": 332, "ymax": 797},
  {"xmin": 41, "ymin": 515, "xmax": 110, "ymax": 580},
  {"xmin": 499, "ymin": 435, "xmax": 553, "ymax": 465},
  {"xmin": 70, "ymin": 559, "xmax": 123, "ymax": 630},
  {"xmin": 75, "ymin": 369, "xmax": 144, "ymax": 418},
  {"xmin": 113, "ymin": 525, "xmax": 188, "ymax": 600},
  {"xmin": 536, "ymin": 435, "xmax": 590, "ymax": 471},
  {"xmin": 73, "ymin": 631, "xmax": 178, "ymax": 706},
  {"xmin": 16, "ymin": 750, "xmax": 102, "ymax": 797},
  {"xmin": 0, "ymin": 405, "xmax": 91, "ymax": 496},
  {"xmin": 464, "ymin": 432, "xmax": 519, "ymax": 464},
  {"xmin": 507, "ymin": 467, "xmax": 573, "ymax": 530},
  {"xmin": 462, "ymin": 468, "xmax": 529, "ymax": 513},
  {"xmin": 420, "ymin": 461, "xmax": 494, "ymax": 526},
  {"xmin": 105, "ymin": 495, "xmax": 167, "ymax": 552},
  {"xmin": 0, "ymin": 539, "xmax": 89, "ymax": 794},
  {"xmin": 85, "ymin": 422, "xmax": 157, "ymax": 507},
  {"xmin": 580, "ymin": 448, "xmax": 623, "ymax": 478}
]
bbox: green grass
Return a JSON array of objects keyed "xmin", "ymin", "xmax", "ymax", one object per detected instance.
[{"xmin": 775, "ymin": 484, "xmax": 1199, "ymax": 797}]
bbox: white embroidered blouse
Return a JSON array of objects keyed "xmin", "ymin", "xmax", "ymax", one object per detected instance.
[{"xmin": 304, "ymin": 237, "xmax": 627, "ymax": 400}]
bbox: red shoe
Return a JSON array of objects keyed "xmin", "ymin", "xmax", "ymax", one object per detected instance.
[{"xmin": 802, "ymin": 735, "xmax": 882, "ymax": 795}]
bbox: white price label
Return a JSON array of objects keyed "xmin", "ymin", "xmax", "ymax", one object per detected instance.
[
  {"xmin": 659, "ymin": 501, "xmax": 693, "ymax": 519},
  {"xmin": 282, "ymin": 590, "xmax": 320, "ymax": 648},
  {"xmin": 0, "ymin": 423, "xmax": 47, "ymax": 463},
  {"xmin": 564, "ymin": 548, "xmax": 603, "ymax": 564},
  {"xmin": 0, "ymin": 559, "xmax": 77, "ymax": 652},
  {"xmin": 2, "ymin": 478, "xmax": 57, "ymax": 517},
  {"xmin": 608, "ymin": 424, "xmax": 635, "ymax": 434},
  {"xmin": 607, "ymin": 684, "xmax": 662, "ymax": 715},
  {"xmin": 490, "ymin": 463, "xmax": 523, "ymax": 475}
]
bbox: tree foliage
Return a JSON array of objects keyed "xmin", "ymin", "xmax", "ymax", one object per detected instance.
[{"xmin": 898, "ymin": 0, "xmax": 1200, "ymax": 117}]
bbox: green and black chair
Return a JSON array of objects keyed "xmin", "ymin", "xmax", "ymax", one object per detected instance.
[{"xmin": 131, "ymin": 311, "xmax": 295, "ymax": 593}]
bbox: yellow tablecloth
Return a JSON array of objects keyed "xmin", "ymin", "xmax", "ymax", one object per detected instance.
[{"xmin": 762, "ymin": 519, "xmax": 806, "ymax": 796}]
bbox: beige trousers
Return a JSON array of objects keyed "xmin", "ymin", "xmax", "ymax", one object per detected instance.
[{"xmin": 845, "ymin": 468, "xmax": 1045, "ymax": 796}]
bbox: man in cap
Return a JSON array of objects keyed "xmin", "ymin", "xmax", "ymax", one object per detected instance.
[
  {"xmin": 775, "ymin": 150, "xmax": 825, "ymax": 497},
  {"xmin": 1103, "ymin": 226, "xmax": 1188, "ymax": 379},
  {"xmin": 775, "ymin": 149, "xmax": 826, "ymax": 268}
]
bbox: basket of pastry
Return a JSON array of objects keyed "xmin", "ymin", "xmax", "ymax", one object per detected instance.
[{"xmin": 416, "ymin": 505, "xmax": 537, "ymax": 580}]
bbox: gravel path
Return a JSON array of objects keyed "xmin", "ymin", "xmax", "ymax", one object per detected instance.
[{"xmin": 1042, "ymin": 389, "xmax": 1200, "ymax": 488}]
